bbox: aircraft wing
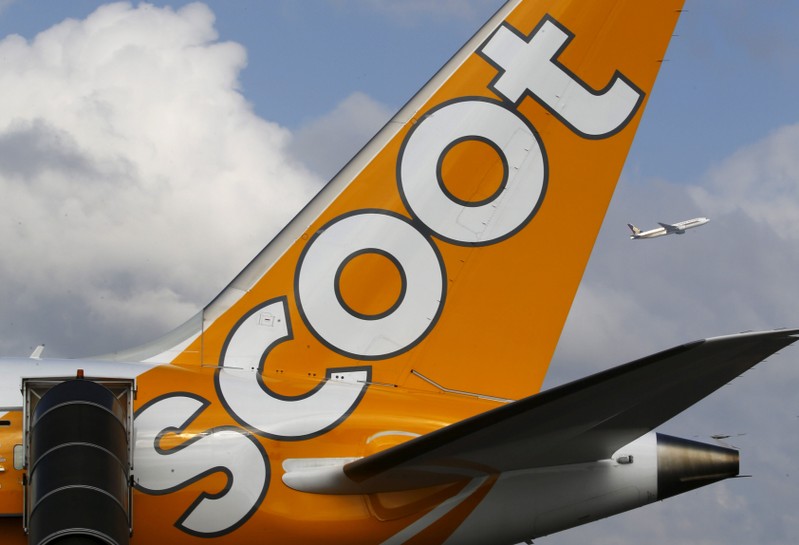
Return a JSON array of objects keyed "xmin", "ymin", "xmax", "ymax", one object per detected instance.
[
  {"xmin": 658, "ymin": 222, "xmax": 684, "ymax": 234},
  {"xmin": 284, "ymin": 329, "xmax": 797, "ymax": 494}
]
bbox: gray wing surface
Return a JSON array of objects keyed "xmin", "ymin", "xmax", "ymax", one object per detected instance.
[{"xmin": 658, "ymin": 222, "xmax": 683, "ymax": 233}]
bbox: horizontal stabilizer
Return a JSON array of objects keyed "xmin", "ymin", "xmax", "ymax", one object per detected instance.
[{"xmin": 284, "ymin": 329, "xmax": 797, "ymax": 494}]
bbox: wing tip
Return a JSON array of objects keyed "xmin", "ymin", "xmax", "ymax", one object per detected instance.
[{"xmin": 704, "ymin": 327, "xmax": 799, "ymax": 345}]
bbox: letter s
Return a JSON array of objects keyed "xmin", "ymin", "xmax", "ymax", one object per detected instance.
[{"xmin": 133, "ymin": 394, "xmax": 269, "ymax": 537}]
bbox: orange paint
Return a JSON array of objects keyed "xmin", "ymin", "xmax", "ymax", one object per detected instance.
[
  {"xmin": 337, "ymin": 251, "xmax": 405, "ymax": 319},
  {"xmin": 439, "ymin": 138, "xmax": 507, "ymax": 204},
  {"xmin": 0, "ymin": 411, "xmax": 23, "ymax": 517}
]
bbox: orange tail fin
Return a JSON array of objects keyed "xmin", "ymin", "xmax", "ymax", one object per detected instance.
[{"xmin": 118, "ymin": 0, "xmax": 684, "ymax": 402}]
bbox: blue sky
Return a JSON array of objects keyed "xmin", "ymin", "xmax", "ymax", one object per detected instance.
[{"xmin": 0, "ymin": 1, "xmax": 797, "ymax": 544}]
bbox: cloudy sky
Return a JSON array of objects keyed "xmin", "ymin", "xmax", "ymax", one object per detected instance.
[{"xmin": 0, "ymin": 1, "xmax": 797, "ymax": 544}]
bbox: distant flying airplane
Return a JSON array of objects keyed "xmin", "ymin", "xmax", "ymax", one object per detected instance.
[
  {"xmin": 628, "ymin": 217, "xmax": 710, "ymax": 239},
  {"xmin": 0, "ymin": 2, "xmax": 794, "ymax": 545}
]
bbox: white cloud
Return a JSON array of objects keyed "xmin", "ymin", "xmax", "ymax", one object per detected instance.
[
  {"xmin": 0, "ymin": 2, "xmax": 320, "ymax": 357},
  {"xmin": 690, "ymin": 123, "xmax": 799, "ymax": 238}
]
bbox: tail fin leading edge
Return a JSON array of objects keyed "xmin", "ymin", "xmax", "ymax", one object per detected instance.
[{"xmin": 125, "ymin": 0, "xmax": 685, "ymax": 402}]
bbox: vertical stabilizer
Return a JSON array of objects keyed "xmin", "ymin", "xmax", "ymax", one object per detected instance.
[{"xmin": 117, "ymin": 0, "xmax": 685, "ymax": 401}]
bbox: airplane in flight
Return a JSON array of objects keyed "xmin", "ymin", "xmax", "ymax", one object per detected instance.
[
  {"xmin": 0, "ymin": 1, "xmax": 794, "ymax": 544},
  {"xmin": 628, "ymin": 217, "xmax": 710, "ymax": 239}
]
